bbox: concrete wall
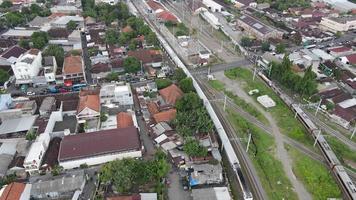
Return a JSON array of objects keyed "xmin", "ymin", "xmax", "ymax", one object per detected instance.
[{"xmin": 59, "ymin": 150, "xmax": 142, "ymax": 169}]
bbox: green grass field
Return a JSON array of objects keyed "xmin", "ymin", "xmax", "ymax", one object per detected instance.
[
  {"xmin": 286, "ymin": 145, "xmax": 342, "ymax": 199},
  {"xmin": 208, "ymin": 80, "xmax": 269, "ymax": 125},
  {"xmin": 225, "ymin": 68, "xmax": 313, "ymax": 146},
  {"xmin": 326, "ymin": 136, "xmax": 356, "ymax": 170},
  {"xmin": 227, "ymin": 110, "xmax": 298, "ymax": 200}
]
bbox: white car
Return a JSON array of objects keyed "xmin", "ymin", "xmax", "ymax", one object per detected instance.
[{"xmin": 26, "ymin": 91, "xmax": 35, "ymax": 96}]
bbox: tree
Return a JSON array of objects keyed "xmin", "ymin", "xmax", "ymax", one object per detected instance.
[
  {"xmin": 43, "ymin": 44, "xmax": 64, "ymax": 67},
  {"xmin": 19, "ymin": 39, "xmax": 30, "ymax": 49},
  {"xmin": 25, "ymin": 129, "xmax": 37, "ymax": 141},
  {"xmin": 5, "ymin": 12, "xmax": 25, "ymax": 27},
  {"xmin": 184, "ymin": 139, "xmax": 208, "ymax": 157},
  {"xmin": 106, "ymin": 72, "xmax": 119, "ymax": 81},
  {"xmin": 335, "ymin": 31, "xmax": 342, "ymax": 38},
  {"xmin": 276, "ymin": 43, "xmax": 286, "ymax": 54},
  {"xmin": 155, "ymin": 79, "xmax": 172, "ymax": 89},
  {"xmin": 179, "ymin": 77, "xmax": 194, "ymax": 93},
  {"xmin": 175, "ymin": 92, "xmax": 202, "ymax": 111},
  {"xmin": 66, "ymin": 20, "xmax": 77, "ymax": 31},
  {"xmin": 146, "ymin": 31, "xmax": 158, "ymax": 46},
  {"xmin": 0, "ymin": 1, "xmax": 12, "ymax": 8},
  {"xmin": 261, "ymin": 42, "xmax": 270, "ymax": 52},
  {"xmin": 123, "ymin": 56, "xmax": 141, "ymax": 73},
  {"xmin": 173, "ymin": 68, "xmax": 187, "ymax": 82},
  {"xmin": 0, "ymin": 69, "xmax": 10, "ymax": 84},
  {"xmin": 31, "ymin": 31, "xmax": 48, "ymax": 49},
  {"xmin": 240, "ymin": 36, "xmax": 252, "ymax": 47},
  {"xmin": 326, "ymin": 102, "xmax": 335, "ymax": 111},
  {"xmin": 51, "ymin": 165, "xmax": 63, "ymax": 176},
  {"xmin": 105, "ymin": 29, "xmax": 119, "ymax": 45},
  {"xmin": 100, "ymin": 112, "xmax": 108, "ymax": 122}
]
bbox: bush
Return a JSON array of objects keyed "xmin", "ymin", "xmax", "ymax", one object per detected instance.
[
  {"xmin": 184, "ymin": 139, "xmax": 208, "ymax": 157},
  {"xmin": 155, "ymin": 79, "xmax": 172, "ymax": 90}
]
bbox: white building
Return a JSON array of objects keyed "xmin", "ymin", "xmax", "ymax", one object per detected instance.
[
  {"xmin": 58, "ymin": 127, "xmax": 142, "ymax": 169},
  {"xmin": 202, "ymin": 0, "xmax": 224, "ymax": 12},
  {"xmin": 199, "ymin": 8, "xmax": 222, "ymax": 29},
  {"xmin": 320, "ymin": 16, "xmax": 356, "ymax": 33},
  {"xmin": 12, "ymin": 49, "xmax": 42, "ymax": 85},
  {"xmin": 24, "ymin": 108, "xmax": 63, "ymax": 175},
  {"xmin": 100, "ymin": 82, "xmax": 134, "ymax": 105},
  {"xmin": 51, "ymin": 15, "xmax": 84, "ymax": 28},
  {"xmin": 43, "ymin": 56, "xmax": 57, "ymax": 83},
  {"xmin": 95, "ymin": 0, "xmax": 118, "ymax": 5}
]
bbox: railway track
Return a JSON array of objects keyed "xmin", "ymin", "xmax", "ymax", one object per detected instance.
[
  {"xmin": 197, "ymin": 78, "xmax": 267, "ymax": 200},
  {"xmin": 196, "ymin": 76, "xmax": 356, "ymax": 183}
]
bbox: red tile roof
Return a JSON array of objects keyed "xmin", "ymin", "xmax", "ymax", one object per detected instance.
[
  {"xmin": 158, "ymin": 84, "xmax": 183, "ymax": 105},
  {"xmin": 77, "ymin": 94, "xmax": 100, "ymax": 113},
  {"xmin": 333, "ymin": 105, "xmax": 356, "ymax": 122},
  {"xmin": 59, "ymin": 127, "xmax": 141, "ymax": 161},
  {"xmin": 0, "ymin": 182, "xmax": 26, "ymax": 200},
  {"xmin": 116, "ymin": 112, "xmax": 134, "ymax": 128},
  {"xmin": 63, "ymin": 56, "xmax": 83, "ymax": 74},
  {"xmin": 147, "ymin": 102, "xmax": 159, "ymax": 115},
  {"xmin": 127, "ymin": 49, "xmax": 162, "ymax": 65},
  {"xmin": 153, "ymin": 109, "xmax": 176, "ymax": 123},
  {"xmin": 122, "ymin": 25, "xmax": 133, "ymax": 33},
  {"xmin": 329, "ymin": 46, "xmax": 352, "ymax": 53},
  {"xmin": 27, "ymin": 48, "xmax": 40, "ymax": 55},
  {"xmin": 146, "ymin": 0, "xmax": 164, "ymax": 11},
  {"xmin": 157, "ymin": 11, "xmax": 178, "ymax": 22},
  {"xmin": 346, "ymin": 53, "xmax": 356, "ymax": 65}
]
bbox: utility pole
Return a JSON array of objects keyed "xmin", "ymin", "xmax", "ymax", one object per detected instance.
[
  {"xmin": 268, "ymin": 63, "xmax": 272, "ymax": 77},
  {"xmin": 223, "ymin": 95, "xmax": 227, "ymax": 111},
  {"xmin": 314, "ymin": 130, "xmax": 321, "ymax": 147},
  {"xmin": 246, "ymin": 133, "xmax": 252, "ymax": 153},
  {"xmin": 294, "ymin": 104, "xmax": 300, "ymax": 118},
  {"xmin": 253, "ymin": 67, "xmax": 257, "ymax": 81},
  {"xmin": 314, "ymin": 99, "xmax": 322, "ymax": 116},
  {"xmin": 351, "ymin": 126, "xmax": 356, "ymax": 140}
]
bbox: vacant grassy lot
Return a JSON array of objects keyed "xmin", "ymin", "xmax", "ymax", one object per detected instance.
[
  {"xmin": 286, "ymin": 145, "xmax": 342, "ymax": 199},
  {"xmin": 208, "ymin": 80, "xmax": 268, "ymax": 125},
  {"xmin": 225, "ymin": 68, "xmax": 313, "ymax": 146},
  {"xmin": 227, "ymin": 110, "xmax": 298, "ymax": 200}
]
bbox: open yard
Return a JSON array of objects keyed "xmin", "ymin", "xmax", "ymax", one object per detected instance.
[
  {"xmin": 208, "ymin": 80, "xmax": 268, "ymax": 125},
  {"xmin": 224, "ymin": 68, "xmax": 313, "ymax": 146},
  {"xmin": 286, "ymin": 145, "xmax": 342, "ymax": 200},
  {"xmin": 227, "ymin": 110, "xmax": 298, "ymax": 200}
]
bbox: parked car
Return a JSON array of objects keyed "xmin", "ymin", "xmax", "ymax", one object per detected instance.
[{"xmin": 26, "ymin": 91, "xmax": 35, "ymax": 96}]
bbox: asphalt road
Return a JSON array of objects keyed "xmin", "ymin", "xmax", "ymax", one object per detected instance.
[{"xmin": 80, "ymin": 31, "xmax": 93, "ymax": 84}]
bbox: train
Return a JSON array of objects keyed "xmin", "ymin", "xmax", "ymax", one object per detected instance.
[{"xmin": 258, "ymin": 72, "xmax": 356, "ymax": 200}]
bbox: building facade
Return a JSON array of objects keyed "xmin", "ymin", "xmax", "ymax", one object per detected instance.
[
  {"xmin": 320, "ymin": 16, "xmax": 356, "ymax": 32},
  {"xmin": 11, "ymin": 49, "xmax": 42, "ymax": 85},
  {"xmin": 99, "ymin": 83, "xmax": 134, "ymax": 105}
]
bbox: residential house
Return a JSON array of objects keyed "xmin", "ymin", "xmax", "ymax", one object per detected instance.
[
  {"xmin": 0, "ymin": 142, "xmax": 17, "ymax": 177},
  {"xmin": 0, "ymin": 45, "xmax": 27, "ymax": 75},
  {"xmin": 11, "ymin": 49, "xmax": 42, "ymax": 85},
  {"xmin": 0, "ymin": 39, "xmax": 16, "ymax": 52},
  {"xmin": 99, "ymin": 83, "xmax": 134, "ymax": 106},
  {"xmin": 0, "ymin": 115, "xmax": 37, "ymax": 139},
  {"xmin": 39, "ymin": 97, "xmax": 56, "ymax": 117},
  {"xmin": 29, "ymin": 170, "xmax": 86, "ymax": 199},
  {"xmin": 234, "ymin": 0, "xmax": 257, "ymax": 8},
  {"xmin": 187, "ymin": 163, "xmax": 223, "ymax": 187},
  {"xmin": 330, "ymin": 99, "xmax": 356, "ymax": 128},
  {"xmin": 158, "ymin": 84, "xmax": 183, "ymax": 105},
  {"xmin": 116, "ymin": 112, "xmax": 134, "ymax": 128},
  {"xmin": 127, "ymin": 49, "xmax": 163, "ymax": 68},
  {"xmin": 24, "ymin": 132, "xmax": 50, "ymax": 175},
  {"xmin": 106, "ymin": 193, "xmax": 157, "ymax": 200},
  {"xmin": 62, "ymin": 55, "xmax": 86, "ymax": 86},
  {"xmin": 153, "ymin": 109, "xmax": 177, "ymax": 123},
  {"xmin": 58, "ymin": 127, "xmax": 142, "ymax": 169},
  {"xmin": 202, "ymin": 0, "xmax": 224, "ymax": 12},
  {"xmin": 95, "ymin": 0, "xmax": 118, "ymax": 5},
  {"xmin": 43, "ymin": 56, "xmax": 57, "ymax": 83},
  {"xmin": 50, "ymin": 5, "xmax": 81, "ymax": 15},
  {"xmin": 0, "ymin": 99, "xmax": 37, "ymax": 120},
  {"xmin": 339, "ymin": 53, "xmax": 356, "ymax": 66},
  {"xmin": 236, "ymin": 14, "xmax": 284, "ymax": 40},
  {"xmin": 328, "ymin": 46, "xmax": 353, "ymax": 57},
  {"xmin": 77, "ymin": 93, "xmax": 100, "ymax": 132}
]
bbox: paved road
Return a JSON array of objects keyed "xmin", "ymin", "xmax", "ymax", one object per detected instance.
[
  {"xmin": 167, "ymin": 169, "xmax": 192, "ymax": 200},
  {"xmin": 80, "ymin": 31, "xmax": 93, "ymax": 84}
]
